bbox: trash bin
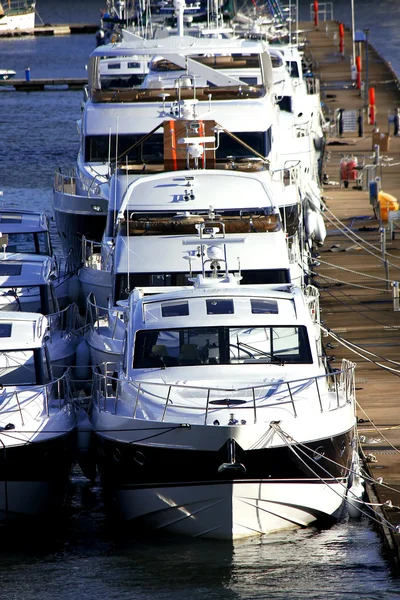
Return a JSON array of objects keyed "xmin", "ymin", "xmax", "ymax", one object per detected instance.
[{"xmin": 369, "ymin": 179, "xmax": 379, "ymax": 206}]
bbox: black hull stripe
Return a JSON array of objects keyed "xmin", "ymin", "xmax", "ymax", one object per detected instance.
[{"xmin": 95, "ymin": 430, "xmax": 355, "ymax": 488}]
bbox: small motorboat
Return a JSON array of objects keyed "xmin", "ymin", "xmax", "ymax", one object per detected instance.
[{"xmin": 0, "ymin": 69, "xmax": 16, "ymax": 81}]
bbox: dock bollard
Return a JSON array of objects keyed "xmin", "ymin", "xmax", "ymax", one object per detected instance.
[
  {"xmin": 25, "ymin": 68, "xmax": 30, "ymax": 82},
  {"xmin": 394, "ymin": 109, "xmax": 400, "ymax": 136}
]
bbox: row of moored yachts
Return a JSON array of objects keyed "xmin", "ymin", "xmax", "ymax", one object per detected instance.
[{"xmin": 1, "ymin": 16, "xmax": 366, "ymax": 539}]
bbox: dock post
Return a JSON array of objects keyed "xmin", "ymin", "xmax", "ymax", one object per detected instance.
[
  {"xmin": 364, "ymin": 28, "xmax": 370, "ymax": 108},
  {"xmin": 394, "ymin": 109, "xmax": 400, "ymax": 136},
  {"xmin": 393, "ymin": 282, "xmax": 400, "ymax": 311},
  {"xmin": 380, "ymin": 227, "xmax": 390, "ymax": 289},
  {"xmin": 25, "ymin": 67, "xmax": 30, "ymax": 82}
]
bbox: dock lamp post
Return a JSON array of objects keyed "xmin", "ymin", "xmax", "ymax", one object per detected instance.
[
  {"xmin": 364, "ymin": 28, "xmax": 370, "ymax": 109},
  {"xmin": 350, "ymin": 0, "xmax": 356, "ymax": 69}
]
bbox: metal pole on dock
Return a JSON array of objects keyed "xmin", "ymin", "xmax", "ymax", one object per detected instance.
[
  {"xmin": 380, "ymin": 227, "xmax": 390, "ymax": 289},
  {"xmin": 350, "ymin": 0, "xmax": 356, "ymax": 69},
  {"xmin": 393, "ymin": 282, "xmax": 400, "ymax": 311},
  {"xmin": 364, "ymin": 28, "xmax": 370, "ymax": 108}
]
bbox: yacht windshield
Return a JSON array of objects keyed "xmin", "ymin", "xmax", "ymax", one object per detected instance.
[
  {"xmin": 133, "ymin": 325, "xmax": 312, "ymax": 368},
  {"xmin": 1, "ymin": 232, "xmax": 50, "ymax": 255}
]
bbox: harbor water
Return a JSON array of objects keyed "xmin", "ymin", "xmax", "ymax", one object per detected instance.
[{"xmin": 1, "ymin": 1, "xmax": 400, "ymax": 598}]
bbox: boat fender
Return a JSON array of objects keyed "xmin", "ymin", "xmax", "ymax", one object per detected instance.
[
  {"xmin": 75, "ymin": 338, "xmax": 91, "ymax": 380},
  {"xmin": 314, "ymin": 212, "xmax": 326, "ymax": 245},
  {"xmin": 305, "ymin": 207, "xmax": 317, "ymax": 239},
  {"xmin": 76, "ymin": 407, "xmax": 97, "ymax": 483},
  {"xmin": 67, "ymin": 275, "xmax": 81, "ymax": 304},
  {"xmin": 306, "ymin": 179, "xmax": 322, "ymax": 211},
  {"xmin": 313, "ymin": 135, "xmax": 324, "ymax": 152}
]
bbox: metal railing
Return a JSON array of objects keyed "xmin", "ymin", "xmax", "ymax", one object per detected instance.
[
  {"xmin": 92, "ymin": 358, "xmax": 356, "ymax": 424},
  {"xmin": 54, "ymin": 168, "xmax": 103, "ymax": 199},
  {"xmin": 46, "ymin": 303, "xmax": 79, "ymax": 339},
  {"xmin": 81, "ymin": 236, "xmax": 114, "ymax": 270},
  {"xmin": 0, "ymin": 370, "xmax": 73, "ymax": 427}
]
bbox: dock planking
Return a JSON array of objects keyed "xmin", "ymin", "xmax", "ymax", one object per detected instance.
[
  {"xmin": 0, "ymin": 78, "xmax": 87, "ymax": 91},
  {"xmin": 301, "ymin": 20, "xmax": 400, "ymax": 570},
  {"xmin": 0, "ymin": 24, "xmax": 98, "ymax": 37}
]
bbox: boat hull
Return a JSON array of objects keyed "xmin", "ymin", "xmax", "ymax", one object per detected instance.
[
  {"xmin": 0, "ymin": 9, "xmax": 35, "ymax": 32},
  {"xmin": 93, "ymin": 426, "xmax": 355, "ymax": 540},
  {"xmin": 53, "ymin": 190, "xmax": 107, "ymax": 267},
  {"xmin": 0, "ymin": 431, "xmax": 75, "ymax": 522},
  {"xmin": 110, "ymin": 479, "xmax": 347, "ymax": 539}
]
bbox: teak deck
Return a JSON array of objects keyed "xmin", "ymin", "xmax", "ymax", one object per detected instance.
[{"xmin": 302, "ymin": 19, "xmax": 400, "ymax": 569}]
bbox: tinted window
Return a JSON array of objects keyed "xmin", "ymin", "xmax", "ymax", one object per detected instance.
[
  {"xmin": 161, "ymin": 301, "xmax": 189, "ymax": 317},
  {"xmin": 206, "ymin": 299, "xmax": 234, "ymax": 314},
  {"xmin": 0, "ymin": 323, "xmax": 12, "ymax": 337},
  {"xmin": 0, "ymin": 264, "xmax": 22, "ymax": 276},
  {"xmin": 251, "ymin": 299, "xmax": 278, "ymax": 314}
]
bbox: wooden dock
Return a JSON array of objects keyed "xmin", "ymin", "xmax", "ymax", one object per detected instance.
[
  {"xmin": 0, "ymin": 24, "xmax": 98, "ymax": 37},
  {"xmin": 0, "ymin": 78, "xmax": 87, "ymax": 91},
  {"xmin": 301, "ymin": 20, "xmax": 400, "ymax": 571}
]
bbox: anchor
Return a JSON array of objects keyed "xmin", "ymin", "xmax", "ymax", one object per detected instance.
[{"xmin": 218, "ymin": 438, "xmax": 246, "ymax": 474}]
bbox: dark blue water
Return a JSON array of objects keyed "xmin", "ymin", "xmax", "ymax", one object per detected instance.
[{"xmin": 1, "ymin": 1, "xmax": 400, "ymax": 597}]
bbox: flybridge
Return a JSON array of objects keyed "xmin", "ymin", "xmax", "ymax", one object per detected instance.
[{"xmin": 88, "ymin": 34, "xmax": 274, "ymax": 96}]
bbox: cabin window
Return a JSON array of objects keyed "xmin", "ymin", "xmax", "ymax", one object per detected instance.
[
  {"xmin": 287, "ymin": 61, "xmax": 300, "ymax": 78},
  {"xmin": 86, "ymin": 130, "xmax": 271, "ymax": 163},
  {"xmin": 216, "ymin": 131, "xmax": 266, "ymax": 160},
  {"xmin": 271, "ymin": 54, "xmax": 284, "ymax": 68},
  {"xmin": 239, "ymin": 77, "xmax": 258, "ymax": 86},
  {"xmin": 128, "ymin": 62, "xmax": 142, "ymax": 69},
  {"xmin": 0, "ymin": 263, "xmax": 22, "ymax": 276},
  {"xmin": 107, "ymin": 63, "xmax": 121, "ymax": 69},
  {"xmin": 206, "ymin": 299, "xmax": 234, "ymax": 315},
  {"xmin": 115, "ymin": 272, "xmax": 195, "ymax": 301},
  {"xmin": 250, "ymin": 299, "xmax": 278, "ymax": 314},
  {"xmin": 240, "ymin": 269, "xmax": 290, "ymax": 285},
  {"xmin": 0, "ymin": 323, "xmax": 12, "ymax": 337},
  {"xmin": 85, "ymin": 133, "xmax": 164, "ymax": 163},
  {"xmin": 4, "ymin": 232, "xmax": 49, "ymax": 255},
  {"xmin": 161, "ymin": 301, "xmax": 189, "ymax": 317},
  {"xmin": 133, "ymin": 325, "xmax": 312, "ymax": 368},
  {"xmin": 114, "ymin": 269, "xmax": 289, "ymax": 301},
  {"xmin": 0, "ymin": 214, "xmax": 22, "ymax": 223}
]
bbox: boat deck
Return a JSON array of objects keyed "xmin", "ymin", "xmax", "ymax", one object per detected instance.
[{"xmin": 302, "ymin": 19, "xmax": 400, "ymax": 570}]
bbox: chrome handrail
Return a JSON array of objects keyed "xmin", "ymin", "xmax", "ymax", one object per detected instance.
[{"xmin": 92, "ymin": 360, "xmax": 356, "ymax": 423}]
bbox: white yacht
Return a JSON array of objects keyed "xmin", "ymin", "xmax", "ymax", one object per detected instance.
[
  {"xmin": 0, "ymin": 208, "xmax": 80, "ymax": 310},
  {"xmin": 0, "ymin": 312, "xmax": 76, "ymax": 523},
  {"xmin": 0, "ymin": 254, "xmax": 79, "ymax": 378},
  {"xmin": 81, "ymin": 162, "xmax": 310, "ymax": 368},
  {"xmin": 90, "ymin": 274, "xmax": 359, "ymax": 539},
  {"xmin": 0, "ymin": 1, "xmax": 35, "ymax": 33},
  {"xmin": 53, "ymin": 34, "xmax": 296, "ymax": 266}
]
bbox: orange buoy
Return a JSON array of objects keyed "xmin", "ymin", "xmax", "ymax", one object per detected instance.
[
  {"xmin": 339, "ymin": 23, "xmax": 345, "ymax": 54},
  {"xmin": 368, "ymin": 104, "xmax": 376, "ymax": 125},
  {"xmin": 369, "ymin": 87, "xmax": 375, "ymax": 106},
  {"xmin": 356, "ymin": 55, "xmax": 362, "ymax": 90}
]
